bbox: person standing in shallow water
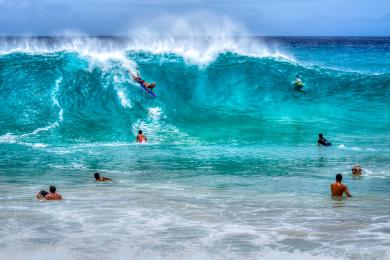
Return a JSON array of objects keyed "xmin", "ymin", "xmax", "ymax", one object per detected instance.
[
  {"xmin": 331, "ymin": 174, "xmax": 352, "ymax": 198},
  {"xmin": 36, "ymin": 185, "xmax": 62, "ymax": 200},
  {"xmin": 136, "ymin": 130, "xmax": 147, "ymax": 143}
]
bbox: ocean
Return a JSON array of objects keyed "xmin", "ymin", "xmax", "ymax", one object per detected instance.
[{"xmin": 0, "ymin": 36, "xmax": 389, "ymax": 259}]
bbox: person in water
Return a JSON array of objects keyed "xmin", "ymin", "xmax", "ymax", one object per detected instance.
[
  {"xmin": 352, "ymin": 165, "xmax": 362, "ymax": 176},
  {"xmin": 136, "ymin": 130, "xmax": 147, "ymax": 143},
  {"xmin": 94, "ymin": 172, "xmax": 112, "ymax": 182},
  {"xmin": 331, "ymin": 174, "xmax": 352, "ymax": 198},
  {"xmin": 294, "ymin": 74, "xmax": 304, "ymax": 91},
  {"xmin": 36, "ymin": 185, "xmax": 62, "ymax": 200},
  {"xmin": 130, "ymin": 71, "xmax": 156, "ymax": 91},
  {"xmin": 318, "ymin": 133, "xmax": 331, "ymax": 146}
]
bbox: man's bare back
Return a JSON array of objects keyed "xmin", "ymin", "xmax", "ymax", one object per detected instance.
[
  {"xmin": 44, "ymin": 192, "xmax": 62, "ymax": 200},
  {"xmin": 331, "ymin": 174, "xmax": 352, "ymax": 198}
]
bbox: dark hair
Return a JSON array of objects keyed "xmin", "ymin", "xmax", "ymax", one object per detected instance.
[
  {"xmin": 49, "ymin": 185, "xmax": 56, "ymax": 193},
  {"xmin": 319, "ymin": 133, "xmax": 323, "ymax": 138},
  {"xmin": 39, "ymin": 190, "xmax": 49, "ymax": 197},
  {"xmin": 336, "ymin": 174, "xmax": 342, "ymax": 182},
  {"xmin": 94, "ymin": 172, "xmax": 100, "ymax": 179},
  {"xmin": 138, "ymin": 130, "xmax": 142, "ymax": 134}
]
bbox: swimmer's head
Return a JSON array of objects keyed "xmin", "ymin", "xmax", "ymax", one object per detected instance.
[
  {"xmin": 352, "ymin": 165, "xmax": 362, "ymax": 175},
  {"xmin": 150, "ymin": 82, "xmax": 156, "ymax": 87},
  {"xmin": 336, "ymin": 174, "xmax": 342, "ymax": 182},
  {"xmin": 319, "ymin": 133, "xmax": 323, "ymax": 138},
  {"xmin": 296, "ymin": 74, "xmax": 300, "ymax": 78},
  {"xmin": 138, "ymin": 130, "xmax": 142, "ymax": 134},
  {"xmin": 49, "ymin": 185, "xmax": 56, "ymax": 193},
  {"xmin": 94, "ymin": 172, "xmax": 100, "ymax": 180}
]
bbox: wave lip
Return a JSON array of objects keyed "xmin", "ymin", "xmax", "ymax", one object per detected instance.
[{"xmin": 0, "ymin": 36, "xmax": 294, "ymax": 66}]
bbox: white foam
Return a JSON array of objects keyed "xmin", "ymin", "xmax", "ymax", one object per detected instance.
[
  {"xmin": 0, "ymin": 133, "xmax": 17, "ymax": 144},
  {"xmin": 337, "ymin": 144, "xmax": 378, "ymax": 152},
  {"xmin": 0, "ymin": 14, "xmax": 294, "ymax": 66},
  {"xmin": 0, "ymin": 78, "xmax": 64, "ymax": 148},
  {"xmin": 117, "ymin": 89, "xmax": 132, "ymax": 108},
  {"xmin": 0, "ymin": 134, "xmax": 47, "ymax": 149},
  {"xmin": 125, "ymin": 13, "xmax": 294, "ymax": 65},
  {"xmin": 132, "ymin": 107, "xmax": 198, "ymax": 145},
  {"xmin": 148, "ymin": 107, "xmax": 162, "ymax": 120},
  {"xmin": 0, "ymin": 247, "xmax": 342, "ymax": 260},
  {"xmin": 359, "ymin": 168, "xmax": 390, "ymax": 179},
  {"xmin": 52, "ymin": 77, "xmax": 64, "ymax": 122},
  {"xmin": 18, "ymin": 78, "xmax": 64, "ymax": 140},
  {"xmin": 33, "ymin": 143, "xmax": 47, "ymax": 148},
  {"xmin": 19, "ymin": 123, "xmax": 59, "ymax": 139}
]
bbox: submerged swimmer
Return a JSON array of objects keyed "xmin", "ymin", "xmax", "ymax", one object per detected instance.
[
  {"xmin": 352, "ymin": 165, "xmax": 362, "ymax": 176},
  {"xmin": 331, "ymin": 174, "xmax": 352, "ymax": 198},
  {"xmin": 94, "ymin": 172, "xmax": 112, "ymax": 182},
  {"xmin": 130, "ymin": 71, "xmax": 156, "ymax": 91},
  {"xmin": 136, "ymin": 130, "xmax": 147, "ymax": 143},
  {"xmin": 36, "ymin": 185, "xmax": 62, "ymax": 200},
  {"xmin": 318, "ymin": 133, "xmax": 331, "ymax": 146}
]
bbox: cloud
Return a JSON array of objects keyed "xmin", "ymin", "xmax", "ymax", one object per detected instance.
[{"xmin": 0, "ymin": 0, "xmax": 388, "ymax": 36}]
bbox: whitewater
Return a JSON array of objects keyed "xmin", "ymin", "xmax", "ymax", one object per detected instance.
[{"xmin": 0, "ymin": 35, "xmax": 389, "ymax": 260}]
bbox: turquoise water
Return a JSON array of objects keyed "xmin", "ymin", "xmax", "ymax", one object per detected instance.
[{"xmin": 0, "ymin": 37, "xmax": 389, "ymax": 259}]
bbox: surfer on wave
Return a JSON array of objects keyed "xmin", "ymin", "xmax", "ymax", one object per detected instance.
[
  {"xmin": 130, "ymin": 71, "xmax": 156, "ymax": 91},
  {"xmin": 294, "ymin": 74, "xmax": 304, "ymax": 92}
]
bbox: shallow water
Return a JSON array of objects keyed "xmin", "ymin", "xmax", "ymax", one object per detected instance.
[{"xmin": 0, "ymin": 37, "xmax": 389, "ymax": 259}]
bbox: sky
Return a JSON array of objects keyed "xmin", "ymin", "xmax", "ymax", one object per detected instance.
[{"xmin": 0, "ymin": 0, "xmax": 389, "ymax": 36}]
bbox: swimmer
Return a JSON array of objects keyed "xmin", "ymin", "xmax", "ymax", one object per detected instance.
[
  {"xmin": 36, "ymin": 185, "xmax": 62, "ymax": 200},
  {"xmin": 130, "ymin": 71, "xmax": 156, "ymax": 91},
  {"xmin": 352, "ymin": 165, "xmax": 362, "ymax": 176},
  {"xmin": 318, "ymin": 133, "xmax": 331, "ymax": 146},
  {"xmin": 294, "ymin": 74, "xmax": 304, "ymax": 91},
  {"xmin": 94, "ymin": 172, "xmax": 112, "ymax": 182},
  {"xmin": 331, "ymin": 174, "xmax": 352, "ymax": 198},
  {"xmin": 136, "ymin": 130, "xmax": 147, "ymax": 143}
]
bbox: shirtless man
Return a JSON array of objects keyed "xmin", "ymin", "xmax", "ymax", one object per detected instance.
[
  {"xmin": 136, "ymin": 130, "xmax": 147, "ymax": 143},
  {"xmin": 130, "ymin": 71, "xmax": 156, "ymax": 91},
  {"xmin": 351, "ymin": 165, "xmax": 362, "ymax": 176},
  {"xmin": 331, "ymin": 174, "xmax": 352, "ymax": 198},
  {"xmin": 94, "ymin": 172, "xmax": 112, "ymax": 182},
  {"xmin": 36, "ymin": 185, "xmax": 62, "ymax": 200}
]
